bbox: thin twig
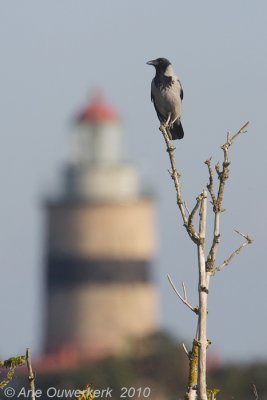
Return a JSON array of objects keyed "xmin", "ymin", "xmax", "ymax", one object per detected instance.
[
  {"xmin": 252, "ymin": 383, "xmax": 259, "ymax": 400},
  {"xmin": 221, "ymin": 121, "xmax": 249, "ymax": 164},
  {"xmin": 184, "ymin": 201, "xmax": 190, "ymax": 216},
  {"xmin": 234, "ymin": 229, "xmax": 253, "ymax": 243},
  {"xmin": 182, "ymin": 282, "xmax": 188, "ymax": 301},
  {"xmin": 228, "ymin": 121, "xmax": 250, "ymax": 145},
  {"xmin": 188, "ymin": 194, "xmax": 203, "ymax": 232},
  {"xmin": 206, "ymin": 122, "xmax": 250, "ymax": 271},
  {"xmin": 167, "ymin": 274, "xmax": 198, "ymax": 314},
  {"xmin": 182, "ymin": 343, "xmax": 189, "ymax": 357},
  {"xmin": 205, "ymin": 158, "xmax": 216, "ymax": 207},
  {"xmin": 26, "ymin": 348, "xmax": 36, "ymax": 400},
  {"xmin": 211, "ymin": 230, "xmax": 253, "ymax": 274},
  {"xmin": 218, "ymin": 121, "xmax": 249, "ymax": 210}
]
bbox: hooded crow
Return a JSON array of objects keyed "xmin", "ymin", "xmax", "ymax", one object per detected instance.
[{"xmin": 147, "ymin": 57, "xmax": 184, "ymax": 140}]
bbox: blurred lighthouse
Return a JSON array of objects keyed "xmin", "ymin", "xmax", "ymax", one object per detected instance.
[{"xmin": 44, "ymin": 92, "xmax": 158, "ymax": 358}]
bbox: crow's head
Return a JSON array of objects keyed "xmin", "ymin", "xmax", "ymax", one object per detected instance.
[{"xmin": 146, "ymin": 57, "xmax": 171, "ymax": 73}]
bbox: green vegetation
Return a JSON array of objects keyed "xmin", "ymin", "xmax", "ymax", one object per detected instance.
[{"xmin": 0, "ymin": 355, "xmax": 26, "ymax": 389}]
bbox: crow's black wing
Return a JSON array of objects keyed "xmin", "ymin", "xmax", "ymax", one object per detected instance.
[
  {"xmin": 151, "ymin": 91, "xmax": 166, "ymax": 124},
  {"xmin": 178, "ymin": 79, "xmax": 184, "ymax": 101}
]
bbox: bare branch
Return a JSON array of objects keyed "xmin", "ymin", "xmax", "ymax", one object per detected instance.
[
  {"xmin": 234, "ymin": 229, "xmax": 253, "ymax": 244},
  {"xmin": 216, "ymin": 159, "xmax": 230, "ymax": 213},
  {"xmin": 221, "ymin": 121, "xmax": 249, "ymax": 164},
  {"xmin": 211, "ymin": 230, "xmax": 253, "ymax": 274},
  {"xmin": 160, "ymin": 125, "xmax": 200, "ymax": 243},
  {"xmin": 215, "ymin": 161, "xmax": 221, "ymax": 178},
  {"xmin": 205, "ymin": 158, "xmax": 216, "ymax": 207},
  {"xmin": 187, "ymin": 387, "xmax": 197, "ymax": 400},
  {"xmin": 227, "ymin": 121, "xmax": 250, "ymax": 146},
  {"xmin": 188, "ymin": 194, "xmax": 202, "ymax": 233},
  {"xmin": 206, "ymin": 122, "xmax": 250, "ymax": 272},
  {"xmin": 217, "ymin": 121, "xmax": 249, "ymax": 210},
  {"xmin": 159, "ymin": 121, "xmax": 251, "ymax": 400},
  {"xmin": 197, "ymin": 192, "xmax": 208, "ymax": 400},
  {"xmin": 160, "ymin": 125, "xmax": 188, "ymax": 222},
  {"xmin": 167, "ymin": 274, "xmax": 199, "ymax": 314},
  {"xmin": 183, "ymin": 343, "xmax": 189, "ymax": 357},
  {"xmin": 206, "ymin": 212, "xmax": 220, "ymax": 272},
  {"xmin": 252, "ymin": 384, "xmax": 259, "ymax": 400},
  {"xmin": 185, "ymin": 339, "xmax": 199, "ymax": 400},
  {"xmin": 184, "ymin": 201, "xmax": 190, "ymax": 216},
  {"xmin": 26, "ymin": 348, "xmax": 36, "ymax": 400}
]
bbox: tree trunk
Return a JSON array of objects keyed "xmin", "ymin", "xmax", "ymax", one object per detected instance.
[{"xmin": 197, "ymin": 192, "xmax": 208, "ymax": 400}]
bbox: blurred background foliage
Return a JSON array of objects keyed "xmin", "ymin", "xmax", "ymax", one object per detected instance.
[{"xmin": 4, "ymin": 331, "xmax": 267, "ymax": 400}]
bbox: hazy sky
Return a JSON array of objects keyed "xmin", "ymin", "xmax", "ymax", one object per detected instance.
[{"xmin": 0, "ymin": 1, "xmax": 266, "ymax": 363}]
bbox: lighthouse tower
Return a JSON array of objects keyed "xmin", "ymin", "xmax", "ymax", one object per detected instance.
[{"xmin": 45, "ymin": 93, "xmax": 158, "ymax": 358}]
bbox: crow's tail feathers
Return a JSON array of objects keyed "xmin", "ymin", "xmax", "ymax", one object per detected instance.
[{"xmin": 168, "ymin": 121, "xmax": 184, "ymax": 140}]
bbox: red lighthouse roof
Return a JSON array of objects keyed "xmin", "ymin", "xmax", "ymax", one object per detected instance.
[{"xmin": 76, "ymin": 91, "xmax": 119, "ymax": 123}]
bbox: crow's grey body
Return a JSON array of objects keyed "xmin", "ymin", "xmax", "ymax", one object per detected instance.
[{"xmin": 147, "ymin": 58, "xmax": 184, "ymax": 140}]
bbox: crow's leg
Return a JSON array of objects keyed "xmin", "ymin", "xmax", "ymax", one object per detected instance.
[
  {"xmin": 166, "ymin": 113, "xmax": 171, "ymax": 126},
  {"xmin": 160, "ymin": 113, "xmax": 172, "ymax": 140}
]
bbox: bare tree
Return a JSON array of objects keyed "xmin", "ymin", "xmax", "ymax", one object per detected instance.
[{"xmin": 159, "ymin": 122, "xmax": 252, "ymax": 400}]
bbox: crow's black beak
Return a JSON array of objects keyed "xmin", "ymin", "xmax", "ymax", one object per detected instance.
[{"xmin": 146, "ymin": 59, "xmax": 157, "ymax": 66}]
